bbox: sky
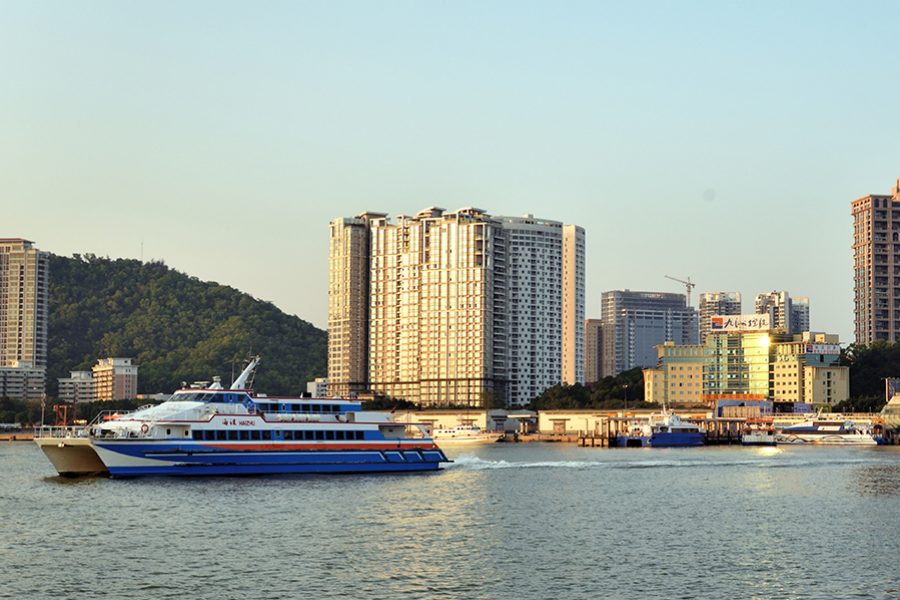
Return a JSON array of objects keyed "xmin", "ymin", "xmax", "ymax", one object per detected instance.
[{"xmin": 3, "ymin": 0, "xmax": 899, "ymax": 342}]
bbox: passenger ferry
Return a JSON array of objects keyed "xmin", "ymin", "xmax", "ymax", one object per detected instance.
[
  {"xmin": 616, "ymin": 409, "xmax": 704, "ymax": 448},
  {"xmin": 35, "ymin": 358, "xmax": 449, "ymax": 477},
  {"xmin": 775, "ymin": 417, "xmax": 885, "ymax": 446}
]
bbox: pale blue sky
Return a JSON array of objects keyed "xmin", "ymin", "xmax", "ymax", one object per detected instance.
[{"xmin": 3, "ymin": 1, "xmax": 899, "ymax": 341}]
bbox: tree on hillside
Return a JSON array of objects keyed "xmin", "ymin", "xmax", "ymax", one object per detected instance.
[{"xmin": 48, "ymin": 254, "xmax": 326, "ymax": 397}]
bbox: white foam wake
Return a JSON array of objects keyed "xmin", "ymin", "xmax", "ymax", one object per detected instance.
[{"xmin": 446, "ymin": 455, "xmax": 602, "ymax": 470}]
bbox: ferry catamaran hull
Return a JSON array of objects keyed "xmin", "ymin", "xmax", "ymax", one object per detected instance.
[{"xmin": 35, "ymin": 357, "xmax": 449, "ymax": 477}]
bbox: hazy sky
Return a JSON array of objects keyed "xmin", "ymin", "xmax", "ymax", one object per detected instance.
[{"xmin": 3, "ymin": 1, "xmax": 899, "ymax": 342}]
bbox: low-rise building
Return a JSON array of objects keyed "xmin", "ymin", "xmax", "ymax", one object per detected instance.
[
  {"xmin": 92, "ymin": 358, "xmax": 138, "ymax": 401},
  {"xmin": 644, "ymin": 316, "xmax": 848, "ymax": 407},
  {"xmin": 306, "ymin": 377, "xmax": 328, "ymax": 397},
  {"xmin": 0, "ymin": 364, "xmax": 45, "ymax": 401},
  {"xmin": 58, "ymin": 371, "xmax": 95, "ymax": 403}
]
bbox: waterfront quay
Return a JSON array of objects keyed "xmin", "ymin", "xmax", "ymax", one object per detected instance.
[{"xmin": 392, "ymin": 407, "xmax": 898, "ymax": 446}]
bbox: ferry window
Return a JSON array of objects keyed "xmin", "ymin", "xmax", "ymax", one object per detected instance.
[
  {"xmin": 313, "ymin": 404, "xmax": 321, "ymax": 413},
  {"xmin": 335, "ymin": 431, "xmax": 345, "ymax": 441},
  {"xmin": 239, "ymin": 431, "xmax": 249, "ymax": 441},
  {"xmin": 315, "ymin": 431, "xmax": 324, "ymax": 441},
  {"xmin": 356, "ymin": 431, "xmax": 365, "ymax": 441},
  {"xmin": 215, "ymin": 430, "xmax": 226, "ymax": 441},
  {"xmin": 302, "ymin": 404, "xmax": 310, "ymax": 412},
  {"xmin": 227, "ymin": 430, "xmax": 237, "ymax": 441},
  {"xmin": 166, "ymin": 428, "xmax": 171, "ymax": 436},
  {"xmin": 291, "ymin": 404, "xmax": 299, "ymax": 413},
  {"xmin": 325, "ymin": 431, "xmax": 335, "ymax": 441},
  {"xmin": 302, "ymin": 431, "xmax": 312, "ymax": 441},
  {"xmin": 251, "ymin": 431, "xmax": 261, "ymax": 441},
  {"xmin": 193, "ymin": 431, "xmax": 202, "ymax": 440},
  {"xmin": 262, "ymin": 430, "xmax": 272, "ymax": 441},
  {"xmin": 203, "ymin": 430, "xmax": 213, "ymax": 441}
]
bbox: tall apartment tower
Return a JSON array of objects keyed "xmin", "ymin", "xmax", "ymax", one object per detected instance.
[
  {"xmin": 599, "ymin": 290, "xmax": 698, "ymax": 377},
  {"xmin": 0, "ymin": 238, "xmax": 49, "ymax": 400},
  {"xmin": 755, "ymin": 290, "xmax": 796, "ymax": 333},
  {"xmin": 500, "ymin": 216, "xmax": 585, "ymax": 405},
  {"xmin": 852, "ymin": 179, "xmax": 900, "ymax": 344},
  {"xmin": 328, "ymin": 208, "xmax": 585, "ymax": 407},
  {"xmin": 792, "ymin": 296, "xmax": 810, "ymax": 334},
  {"xmin": 584, "ymin": 319, "xmax": 603, "ymax": 384},
  {"xmin": 327, "ymin": 213, "xmax": 383, "ymax": 397},
  {"xmin": 698, "ymin": 292, "xmax": 742, "ymax": 343},
  {"xmin": 562, "ymin": 224, "xmax": 586, "ymax": 386}
]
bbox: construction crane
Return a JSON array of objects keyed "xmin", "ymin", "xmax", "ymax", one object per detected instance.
[{"xmin": 665, "ymin": 275, "xmax": 696, "ymax": 307}]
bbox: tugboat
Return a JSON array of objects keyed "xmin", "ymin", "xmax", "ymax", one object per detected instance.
[
  {"xmin": 616, "ymin": 408, "xmax": 704, "ymax": 448},
  {"xmin": 35, "ymin": 357, "xmax": 449, "ymax": 477}
]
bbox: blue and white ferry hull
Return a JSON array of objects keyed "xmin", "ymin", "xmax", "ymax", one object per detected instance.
[{"xmin": 91, "ymin": 441, "xmax": 447, "ymax": 477}]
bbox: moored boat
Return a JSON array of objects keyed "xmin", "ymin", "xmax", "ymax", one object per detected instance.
[
  {"xmin": 35, "ymin": 357, "xmax": 449, "ymax": 477},
  {"xmin": 775, "ymin": 417, "xmax": 884, "ymax": 446},
  {"xmin": 741, "ymin": 418, "xmax": 777, "ymax": 446},
  {"xmin": 615, "ymin": 409, "xmax": 704, "ymax": 448},
  {"xmin": 431, "ymin": 424, "xmax": 501, "ymax": 444}
]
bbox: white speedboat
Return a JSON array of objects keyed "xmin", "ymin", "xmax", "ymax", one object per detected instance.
[{"xmin": 431, "ymin": 425, "xmax": 501, "ymax": 444}]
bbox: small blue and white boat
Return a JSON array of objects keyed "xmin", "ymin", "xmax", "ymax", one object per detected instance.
[
  {"xmin": 36, "ymin": 357, "xmax": 449, "ymax": 477},
  {"xmin": 616, "ymin": 409, "xmax": 704, "ymax": 448}
]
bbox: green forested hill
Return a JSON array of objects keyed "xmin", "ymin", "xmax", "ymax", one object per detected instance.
[{"xmin": 47, "ymin": 254, "xmax": 326, "ymax": 397}]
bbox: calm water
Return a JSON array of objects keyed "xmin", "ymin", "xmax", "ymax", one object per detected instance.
[{"xmin": 3, "ymin": 442, "xmax": 900, "ymax": 600}]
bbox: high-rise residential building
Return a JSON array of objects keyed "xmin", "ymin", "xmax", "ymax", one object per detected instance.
[
  {"xmin": 58, "ymin": 371, "xmax": 96, "ymax": 404},
  {"xmin": 755, "ymin": 290, "xmax": 793, "ymax": 333},
  {"xmin": 584, "ymin": 319, "xmax": 603, "ymax": 384},
  {"xmin": 92, "ymin": 357, "xmax": 138, "ymax": 401},
  {"xmin": 327, "ymin": 213, "xmax": 383, "ymax": 398},
  {"xmin": 792, "ymin": 296, "xmax": 810, "ymax": 334},
  {"xmin": 599, "ymin": 290, "xmax": 698, "ymax": 377},
  {"xmin": 0, "ymin": 238, "xmax": 49, "ymax": 400},
  {"xmin": 562, "ymin": 224, "xmax": 585, "ymax": 386},
  {"xmin": 852, "ymin": 179, "xmax": 900, "ymax": 345},
  {"xmin": 328, "ymin": 207, "xmax": 585, "ymax": 407},
  {"xmin": 500, "ymin": 216, "xmax": 585, "ymax": 405},
  {"xmin": 698, "ymin": 292, "xmax": 742, "ymax": 343}
]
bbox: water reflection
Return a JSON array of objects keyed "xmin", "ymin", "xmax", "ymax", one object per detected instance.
[{"xmin": 853, "ymin": 464, "xmax": 900, "ymax": 496}]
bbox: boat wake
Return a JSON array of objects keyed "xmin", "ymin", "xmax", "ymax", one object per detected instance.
[
  {"xmin": 447, "ymin": 455, "xmax": 600, "ymax": 470},
  {"xmin": 446, "ymin": 454, "xmax": 884, "ymax": 471}
]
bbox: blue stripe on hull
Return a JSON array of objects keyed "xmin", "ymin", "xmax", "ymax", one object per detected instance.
[
  {"xmin": 107, "ymin": 461, "xmax": 443, "ymax": 477},
  {"xmin": 650, "ymin": 432, "xmax": 704, "ymax": 447},
  {"xmin": 616, "ymin": 432, "xmax": 704, "ymax": 448}
]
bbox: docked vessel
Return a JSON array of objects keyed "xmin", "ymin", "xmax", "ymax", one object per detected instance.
[
  {"xmin": 616, "ymin": 410, "xmax": 704, "ymax": 448},
  {"xmin": 741, "ymin": 418, "xmax": 777, "ymax": 446},
  {"xmin": 431, "ymin": 424, "xmax": 501, "ymax": 444},
  {"xmin": 35, "ymin": 358, "xmax": 449, "ymax": 477},
  {"xmin": 775, "ymin": 417, "xmax": 885, "ymax": 446}
]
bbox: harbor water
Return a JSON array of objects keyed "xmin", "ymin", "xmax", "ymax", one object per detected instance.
[{"xmin": 3, "ymin": 442, "xmax": 900, "ymax": 599}]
